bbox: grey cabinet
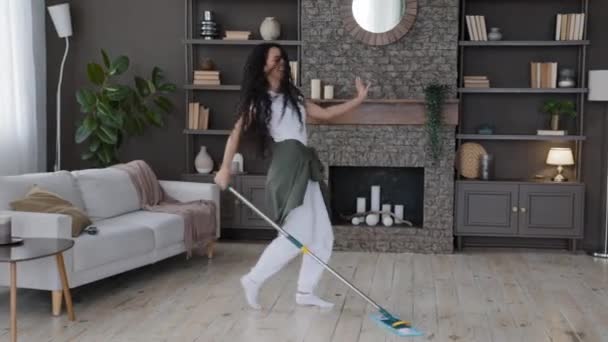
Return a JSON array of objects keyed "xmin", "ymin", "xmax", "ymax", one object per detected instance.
[
  {"xmin": 455, "ymin": 181, "xmax": 584, "ymax": 251},
  {"xmin": 518, "ymin": 184, "xmax": 584, "ymax": 238},
  {"xmin": 456, "ymin": 183, "xmax": 519, "ymax": 236},
  {"xmin": 182, "ymin": 174, "xmax": 273, "ymax": 231}
]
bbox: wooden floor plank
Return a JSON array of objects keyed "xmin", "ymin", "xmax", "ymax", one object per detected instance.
[{"xmin": 1, "ymin": 244, "xmax": 607, "ymax": 342}]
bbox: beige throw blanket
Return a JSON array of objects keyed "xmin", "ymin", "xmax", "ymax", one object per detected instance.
[{"xmin": 113, "ymin": 160, "xmax": 217, "ymax": 259}]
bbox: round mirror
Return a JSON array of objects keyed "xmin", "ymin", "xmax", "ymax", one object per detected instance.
[
  {"xmin": 342, "ymin": 0, "xmax": 417, "ymax": 46},
  {"xmin": 351, "ymin": 0, "xmax": 406, "ymax": 33}
]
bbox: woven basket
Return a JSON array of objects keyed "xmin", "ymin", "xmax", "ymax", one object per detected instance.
[{"xmin": 456, "ymin": 143, "xmax": 487, "ymax": 179}]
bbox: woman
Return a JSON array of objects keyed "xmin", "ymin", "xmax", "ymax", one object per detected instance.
[{"xmin": 214, "ymin": 43, "xmax": 369, "ymax": 310}]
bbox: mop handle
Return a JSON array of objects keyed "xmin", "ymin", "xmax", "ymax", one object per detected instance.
[{"xmin": 228, "ymin": 186, "xmax": 383, "ymax": 312}]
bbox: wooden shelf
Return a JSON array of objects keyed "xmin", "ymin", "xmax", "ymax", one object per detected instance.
[
  {"xmin": 184, "ymin": 39, "xmax": 302, "ymax": 46},
  {"xmin": 184, "ymin": 85, "xmax": 241, "ymax": 91},
  {"xmin": 459, "ymin": 40, "xmax": 590, "ymax": 46},
  {"xmin": 183, "ymin": 129, "xmax": 231, "ymax": 135},
  {"xmin": 457, "ymin": 134, "xmax": 586, "ymax": 141},
  {"xmin": 458, "ymin": 88, "xmax": 588, "ymax": 94}
]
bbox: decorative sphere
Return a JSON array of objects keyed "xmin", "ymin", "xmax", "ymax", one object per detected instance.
[
  {"xmin": 382, "ymin": 216, "xmax": 394, "ymax": 227},
  {"xmin": 365, "ymin": 214, "xmax": 379, "ymax": 226},
  {"xmin": 351, "ymin": 217, "xmax": 361, "ymax": 225}
]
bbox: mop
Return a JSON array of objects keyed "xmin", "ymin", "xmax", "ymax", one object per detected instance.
[{"xmin": 228, "ymin": 186, "xmax": 423, "ymax": 337}]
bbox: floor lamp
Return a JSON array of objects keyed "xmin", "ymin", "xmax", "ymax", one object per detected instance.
[
  {"xmin": 589, "ymin": 70, "xmax": 608, "ymax": 259},
  {"xmin": 47, "ymin": 3, "xmax": 73, "ymax": 172}
]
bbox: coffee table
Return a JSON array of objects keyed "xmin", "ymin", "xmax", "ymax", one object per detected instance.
[{"xmin": 0, "ymin": 238, "xmax": 75, "ymax": 342}]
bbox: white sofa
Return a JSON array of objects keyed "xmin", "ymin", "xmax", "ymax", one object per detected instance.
[{"xmin": 0, "ymin": 167, "xmax": 219, "ymax": 313}]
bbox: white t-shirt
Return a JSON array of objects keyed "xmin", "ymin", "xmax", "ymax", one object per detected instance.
[{"xmin": 267, "ymin": 91, "xmax": 308, "ymax": 146}]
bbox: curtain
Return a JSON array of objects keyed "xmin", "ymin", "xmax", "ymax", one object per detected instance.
[{"xmin": 0, "ymin": 0, "xmax": 46, "ymax": 176}]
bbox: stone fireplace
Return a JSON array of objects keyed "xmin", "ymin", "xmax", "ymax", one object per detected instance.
[{"xmin": 307, "ymin": 101, "xmax": 457, "ymax": 253}]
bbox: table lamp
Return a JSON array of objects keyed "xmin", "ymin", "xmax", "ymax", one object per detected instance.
[{"xmin": 546, "ymin": 147, "xmax": 574, "ymax": 182}]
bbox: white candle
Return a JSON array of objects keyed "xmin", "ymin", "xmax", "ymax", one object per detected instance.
[
  {"xmin": 356, "ymin": 197, "xmax": 366, "ymax": 213},
  {"xmin": 311, "ymin": 79, "xmax": 321, "ymax": 99},
  {"xmin": 323, "ymin": 85, "xmax": 334, "ymax": 99},
  {"xmin": 394, "ymin": 205, "xmax": 404, "ymax": 221},
  {"xmin": 371, "ymin": 185, "xmax": 380, "ymax": 211}
]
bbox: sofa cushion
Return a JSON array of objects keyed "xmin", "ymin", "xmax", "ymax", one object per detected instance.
[
  {"xmin": 0, "ymin": 171, "xmax": 85, "ymax": 211},
  {"xmin": 10, "ymin": 186, "xmax": 92, "ymax": 237},
  {"xmin": 72, "ymin": 168, "xmax": 140, "ymax": 221},
  {"xmin": 73, "ymin": 215, "xmax": 154, "ymax": 272},
  {"xmin": 110, "ymin": 211, "xmax": 184, "ymax": 249}
]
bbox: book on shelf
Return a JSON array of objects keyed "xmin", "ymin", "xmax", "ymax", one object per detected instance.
[
  {"xmin": 187, "ymin": 102, "xmax": 210, "ymax": 130},
  {"xmin": 223, "ymin": 30, "xmax": 251, "ymax": 40},
  {"xmin": 555, "ymin": 13, "xmax": 585, "ymax": 40},
  {"xmin": 530, "ymin": 62, "xmax": 557, "ymax": 88},
  {"xmin": 465, "ymin": 15, "xmax": 487, "ymax": 41},
  {"xmin": 193, "ymin": 70, "xmax": 220, "ymax": 85},
  {"xmin": 537, "ymin": 130, "xmax": 566, "ymax": 136},
  {"xmin": 464, "ymin": 75, "xmax": 490, "ymax": 88}
]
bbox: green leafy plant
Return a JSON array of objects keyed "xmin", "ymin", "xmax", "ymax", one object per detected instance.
[
  {"xmin": 424, "ymin": 83, "xmax": 449, "ymax": 164},
  {"xmin": 542, "ymin": 99, "xmax": 576, "ymax": 118},
  {"xmin": 75, "ymin": 49, "xmax": 176, "ymax": 166}
]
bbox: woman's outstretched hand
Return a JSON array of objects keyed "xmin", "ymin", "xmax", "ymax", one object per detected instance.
[{"xmin": 355, "ymin": 76, "xmax": 370, "ymax": 101}]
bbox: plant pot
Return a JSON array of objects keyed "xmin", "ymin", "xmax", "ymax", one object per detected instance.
[
  {"xmin": 550, "ymin": 114, "xmax": 560, "ymax": 130},
  {"xmin": 260, "ymin": 17, "xmax": 281, "ymax": 40},
  {"xmin": 195, "ymin": 146, "xmax": 214, "ymax": 174}
]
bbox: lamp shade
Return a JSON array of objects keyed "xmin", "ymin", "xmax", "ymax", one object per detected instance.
[
  {"xmin": 589, "ymin": 70, "xmax": 608, "ymax": 101},
  {"xmin": 48, "ymin": 3, "xmax": 73, "ymax": 38},
  {"xmin": 546, "ymin": 147, "xmax": 574, "ymax": 166}
]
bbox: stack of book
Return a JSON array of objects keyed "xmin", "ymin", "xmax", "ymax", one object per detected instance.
[
  {"xmin": 465, "ymin": 15, "xmax": 488, "ymax": 41},
  {"xmin": 530, "ymin": 62, "xmax": 558, "ymax": 88},
  {"xmin": 223, "ymin": 30, "xmax": 251, "ymax": 40},
  {"xmin": 193, "ymin": 70, "xmax": 220, "ymax": 86},
  {"xmin": 555, "ymin": 13, "xmax": 586, "ymax": 41},
  {"xmin": 187, "ymin": 102, "xmax": 209, "ymax": 130},
  {"xmin": 464, "ymin": 76, "xmax": 490, "ymax": 88}
]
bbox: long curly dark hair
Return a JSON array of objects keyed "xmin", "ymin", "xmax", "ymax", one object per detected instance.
[{"xmin": 236, "ymin": 43, "xmax": 304, "ymax": 156}]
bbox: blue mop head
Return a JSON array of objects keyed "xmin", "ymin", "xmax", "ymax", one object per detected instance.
[{"xmin": 370, "ymin": 311, "xmax": 424, "ymax": 337}]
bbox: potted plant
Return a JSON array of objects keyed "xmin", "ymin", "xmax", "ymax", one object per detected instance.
[
  {"xmin": 75, "ymin": 49, "xmax": 176, "ymax": 166},
  {"xmin": 542, "ymin": 100, "xmax": 576, "ymax": 131}
]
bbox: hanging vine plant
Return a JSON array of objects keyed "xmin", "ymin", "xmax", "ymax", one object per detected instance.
[{"xmin": 424, "ymin": 83, "xmax": 449, "ymax": 164}]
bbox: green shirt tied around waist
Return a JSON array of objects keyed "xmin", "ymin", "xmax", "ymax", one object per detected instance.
[{"xmin": 266, "ymin": 139, "xmax": 331, "ymax": 226}]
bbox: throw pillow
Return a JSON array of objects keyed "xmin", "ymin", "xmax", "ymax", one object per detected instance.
[{"xmin": 10, "ymin": 185, "xmax": 92, "ymax": 237}]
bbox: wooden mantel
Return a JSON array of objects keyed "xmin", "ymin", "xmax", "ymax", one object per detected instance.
[{"xmin": 307, "ymin": 99, "xmax": 459, "ymax": 125}]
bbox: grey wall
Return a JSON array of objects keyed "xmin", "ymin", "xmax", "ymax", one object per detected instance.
[
  {"xmin": 46, "ymin": 0, "xmax": 186, "ymax": 179},
  {"xmin": 301, "ymin": 0, "xmax": 459, "ymax": 99}
]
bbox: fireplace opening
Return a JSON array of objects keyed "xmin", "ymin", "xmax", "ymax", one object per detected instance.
[{"xmin": 329, "ymin": 166, "xmax": 424, "ymax": 227}]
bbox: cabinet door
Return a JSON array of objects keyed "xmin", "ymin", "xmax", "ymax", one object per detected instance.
[
  {"xmin": 455, "ymin": 182, "xmax": 519, "ymax": 236},
  {"xmin": 239, "ymin": 175, "xmax": 273, "ymax": 229},
  {"xmin": 518, "ymin": 184, "xmax": 584, "ymax": 237}
]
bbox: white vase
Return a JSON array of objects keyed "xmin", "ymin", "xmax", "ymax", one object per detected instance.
[
  {"xmin": 195, "ymin": 146, "xmax": 214, "ymax": 174},
  {"xmin": 260, "ymin": 17, "xmax": 281, "ymax": 40}
]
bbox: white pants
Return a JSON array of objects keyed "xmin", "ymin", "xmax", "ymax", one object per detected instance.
[{"xmin": 247, "ymin": 180, "xmax": 334, "ymax": 294}]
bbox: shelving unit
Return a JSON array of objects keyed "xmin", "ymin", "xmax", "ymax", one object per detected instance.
[
  {"xmin": 455, "ymin": 0, "xmax": 589, "ymax": 250},
  {"xmin": 182, "ymin": 0, "xmax": 301, "ymax": 238},
  {"xmin": 183, "ymin": 0, "xmax": 301, "ymax": 174}
]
